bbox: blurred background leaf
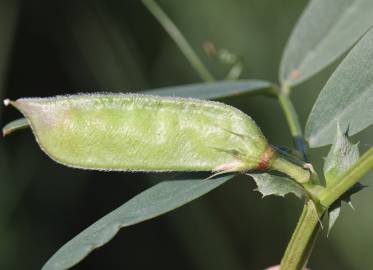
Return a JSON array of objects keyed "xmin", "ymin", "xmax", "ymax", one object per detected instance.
[
  {"xmin": 1, "ymin": 0, "xmax": 372, "ymax": 269},
  {"xmin": 280, "ymin": 0, "xmax": 373, "ymax": 87}
]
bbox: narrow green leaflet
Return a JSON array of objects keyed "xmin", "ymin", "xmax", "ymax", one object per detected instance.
[
  {"xmin": 145, "ymin": 80, "xmax": 273, "ymax": 99},
  {"xmin": 305, "ymin": 28, "xmax": 373, "ymax": 147},
  {"xmin": 3, "ymin": 80, "xmax": 273, "ymax": 135},
  {"xmin": 42, "ymin": 175, "xmax": 233, "ymax": 270},
  {"xmin": 248, "ymin": 173, "xmax": 305, "ymax": 199},
  {"xmin": 324, "ymin": 126, "xmax": 365, "ymax": 234},
  {"xmin": 280, "ymin": 0, "xmax": 373, "ymax": 87},
  {"xmin": 2, "ymin": 118, "xmax": 28, "ymax": 136}
]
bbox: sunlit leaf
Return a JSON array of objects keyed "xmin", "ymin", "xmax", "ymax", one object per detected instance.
[
  {"xmin": 280, "ymin": 0, "xmax": 373, "ymax": 87},
  {"xmin": 305, "ymin": 28, "xmax": 373, "ymax": 147},
  {"xmin": 42, "ymin": 175, "xmax": 233, "ymax": 270}
]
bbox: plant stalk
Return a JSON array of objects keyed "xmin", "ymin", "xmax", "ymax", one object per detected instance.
[
  {"xmin": 141, "ymin": 0, "xmax": 215, "ymax": 82},
  {"xmin": 280, "ymin": 199, "xmax": 322, "ymax": 270},
  {"xmin": 277, "ymin": 85, "xmax": 307, "ymax": 161},
  {"xmin": 280, "ymin": 148, "xmax": 373, "ymax": 270},
  {"xmin": 319, "ymin": 147, "xmax": 373, "ymax": 208},
  {"xmin": 270, "ymin": 156, "xmax": 323, "ymax": 201},
  {"xmin": 277, "ymin": 83, "xmax": 320, "ymax": 270}
]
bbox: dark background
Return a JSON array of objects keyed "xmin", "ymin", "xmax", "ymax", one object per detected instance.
[{"xmin": 1, "ymin": 0, "xmax": 372, "ymax": 269}]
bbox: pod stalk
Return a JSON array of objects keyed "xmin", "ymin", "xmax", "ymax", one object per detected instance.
[{"xmin": 270, "ymin": 155, "xmax": 311, "ymax": 184}]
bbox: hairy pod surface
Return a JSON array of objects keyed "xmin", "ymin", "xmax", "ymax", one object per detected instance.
[{"xmin": 7, "ymin": 94, "xmax": 269, "ymax": 172}]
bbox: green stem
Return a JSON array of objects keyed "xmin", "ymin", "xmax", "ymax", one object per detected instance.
[
  {"xmin": 319, "ymin": 147, "xmax": 373, "ymax": 208},
  {"xmin": 277, "ymin": 85, "xmax": 307, "ymax": 161},
  {"xmin": 280, "ymin": 200, "xmax": 322, "ymax": 270},
  {"xmin": 141, "ymin": 0, "xmax": 215, "ymax": 82},
  {"xmin": 271, "ymin": 156, "xmax": 310, "ymax": 184},
  {"xmin": 270, "ymin": 155, "xmax": 323, "ymax": 201},
  {"xmin": 277, "ymin": 84, "xmax": 319, "ymax": 270},
  {"xmin": 280, "ymin": 148, "xmax": 373, "ymax": 270},
  {"xmin": 278, "ymin": 85, "xmax": 301, "ymax": 137}
]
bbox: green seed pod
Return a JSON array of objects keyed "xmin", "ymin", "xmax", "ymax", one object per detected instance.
[{"xmin": 5, "ymin": 94, "xmax": 270, "ymax": 173}]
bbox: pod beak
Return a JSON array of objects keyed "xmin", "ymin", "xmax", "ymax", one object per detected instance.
[
  {"xmin": 3, "ymin": 99, "xmax": 11, "ymax": 106},
  {"xmin": 3, "ymin": 99, "xmax": 19, "ymax": 109}
]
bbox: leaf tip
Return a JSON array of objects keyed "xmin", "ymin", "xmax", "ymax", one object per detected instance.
[{"xmin": 2, "ymin": 128, "xmax": 9, "ymax": 137}]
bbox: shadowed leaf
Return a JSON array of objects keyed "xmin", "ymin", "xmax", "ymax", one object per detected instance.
[
  {"xmin": 2, "ymin": 118, "xmax": 28, "ymax": 137},
  {"xmin": 327, "ymin": 183, "xmax": 366, "ymax": 236},
  {"xmin": 42, "ymin": 175, "xmax": 233, "ymax": 270},
  {"xmin": 248, "ymin": 173, "xmax": 305, "ymax": 199},
  {"xmin": 327, "ymin": 201, "xmax": 341, "ymax": 236}
]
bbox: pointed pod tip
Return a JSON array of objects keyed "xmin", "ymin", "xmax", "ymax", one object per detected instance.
[
  {"xmin": 3, "ymin": 99, "xmax": 21, "ymax": 110},
  {"xmin": 3, "ymin": 99, "xmax": 11, "ymax": 106}
]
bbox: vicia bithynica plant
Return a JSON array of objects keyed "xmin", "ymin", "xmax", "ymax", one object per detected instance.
[{"xmin": 2, "ymin": 0, "xmax": 373, "ymax": 269}]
